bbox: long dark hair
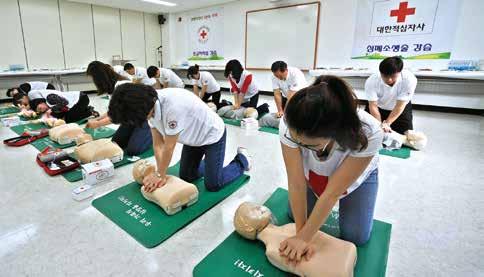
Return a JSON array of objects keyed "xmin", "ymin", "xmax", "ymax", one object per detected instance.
[
  {"xmin": 187, "ymin": 64, "xmax": 200, "ymax": 80},
  {"xmin": 86, "ymin": 61, "xmax": 128, "ymax": 95},
  {"xmin": 284, "ymin": 75, "xmax": 368, "ymax": 151},
  {"xmin": 224, "ymin": 59, "xmax": 244, "ymax": 82}
]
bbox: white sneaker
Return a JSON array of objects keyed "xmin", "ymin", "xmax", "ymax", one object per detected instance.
[{"xmin": 237, "ymin": 147, "xmax": 252, "ymax": 171}]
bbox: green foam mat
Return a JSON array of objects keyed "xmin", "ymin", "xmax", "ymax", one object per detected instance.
[
  {"xmin": 222, "ymin": 118, "xmax": 280, "ymax": 135},
  {"xmin": 61, "ymin": 147, "xmax": 154, "ymax": 182},
  {"xmin": 193, "ymin": 188, "xmax": 392, "ymax": 277},
  {"xmin": 100, "ymin": 95, "xmax": 110, "ymax": 100},
  {"xmin": 379, "ymin": 146, "xmax": 411, "ymax": 159},
  {"xmin": 30, "ymin": 126, "xmax": 117, "ymax": 151},
  {"xmin": 0, "ymin": 106, "xmax": 20, "ymax": 115},
  {"xmin": 92, "ymin": 162, "xmax": 250, "ymax": 248}
]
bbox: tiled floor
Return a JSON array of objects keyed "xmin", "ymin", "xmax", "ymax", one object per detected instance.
[{"xmin": 0, "ymin": 93, "xmax": 483, "ymax": 276}]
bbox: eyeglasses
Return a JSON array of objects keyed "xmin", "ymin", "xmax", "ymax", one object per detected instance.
[{"xmin": 284, "ymin": 128, "xmax": 331, "ymax": 153}]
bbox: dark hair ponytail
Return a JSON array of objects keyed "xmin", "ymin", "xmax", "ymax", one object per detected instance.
[
  {"xmin": 284, "ymin": 75, "xmax": 368, "ymax": 151},
  {"xmin": 187, "ymin": 64, "xmax": 200, "ymax": 79},
  {"xmin": 224, "ymin": 59, "xmax": 244, "ymax": 82}
]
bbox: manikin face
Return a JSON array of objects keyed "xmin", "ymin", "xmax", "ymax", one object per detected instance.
[
  {"xmin": 273, "ymin": 69, "xmax": 288, "ymax": 81},
  {"xmin": 381, "ymin": 72, "xmax": 400, "ymax": 87},
  {"xmin": 36, "ymin": 103, "xmax": 49, "ymax": 113},
  {"xmin": 126, "ymin": 68, "xmax": 136, "ymax": 76},
  {"xmin": 234, "ymin": 202, "xmax": 272, "ymax": 240}
]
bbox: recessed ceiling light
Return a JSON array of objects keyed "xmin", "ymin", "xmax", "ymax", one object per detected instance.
[{"xmin": 142, "ymin": 0, "xmax": 177, "ymax": 6}]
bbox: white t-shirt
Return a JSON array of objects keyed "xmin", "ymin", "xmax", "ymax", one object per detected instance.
[
  {"xmin": 28, "ymin": 90, "xmax": 80, "ymax": 109},
  {"xmin": 279, "ymin": 109, "xmax": 382, "ymax": 199},
  {"xmin": 148, "ymin": 88, "xmax": 225, "ymax": 147},
  {"xmin": 229, "ymin": 70, "xmax": 258, "ymax": 102},
  {"xmin": 28, "ymin": 81, "xmax": 49, "ymax": 91},
  {"xmin": 114, "ymin": 80, "xmax": 132, "ymax": 88},
  {"xmin": 272, "ymin": 66, "xmax": 307, "ymax": 98},
  {"xmin": 112, "ymin": 65, "xmax": 124, "ymax": 75},
  {"xmin": 159, "ymin": 68, "xmax": 184, "ymax": 88},
  {"xmin": 192, "ymin": 71, "xmax": 220, "ymax": 94},
  {"xmin": 365, "ymin": 69, "xmax": 417, "ymax": 110}
]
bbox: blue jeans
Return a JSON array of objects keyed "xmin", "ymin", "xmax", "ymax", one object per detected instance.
[
  {"xmin": 288, "ymin": 169, "xmax": 379, "ymax": 246},
  {"xmin": 112, "ymin": 121, "xmax": 153, "ymax": 156},
  {"xmin": 179, "ymin": 129, "xmax": 248, "ymax": 192}
]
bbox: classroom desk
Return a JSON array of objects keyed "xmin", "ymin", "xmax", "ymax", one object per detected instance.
[
  {"xmin": 0, "ymin": 69, "xmax": 96, "ymax": 100},
  {"xmin": 309, "ymin": 69, "xmax": 484, "ymax": 110}
]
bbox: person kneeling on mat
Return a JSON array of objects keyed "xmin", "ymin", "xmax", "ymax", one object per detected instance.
[
  {"xmin": 279, "ymin": 76, "xmax": 383, "ymax": 265},
  {"xmin": 224, "ymin": 59, "xmax": 260, "ymax": 109},
  {"xmin": 86, "ymin": 61, "xmax": 152, "ymax": 156},
  {"xmin": 365, "ymin": 56, "xmax": 417, "ymax": 135},
  {"xmin": 107, "ymin": 83, "xmax": 251, "ymax": 192}
]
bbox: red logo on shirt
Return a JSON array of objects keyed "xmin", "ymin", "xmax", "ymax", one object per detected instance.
[
  {"xmin": 168, "ymin": 121, "xmax": 177, "ymax": 129},
  {"xmin": 308, "ymin": 170, "xmax": 329, "ymax": 196}
]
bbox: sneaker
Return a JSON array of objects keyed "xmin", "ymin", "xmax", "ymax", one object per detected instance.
[{"xmin": 237, "ymin": 147, "xmax": 252, "ymax": 171}]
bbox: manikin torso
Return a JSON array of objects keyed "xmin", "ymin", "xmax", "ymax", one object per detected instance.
[{"xmin": 257, "ymin": 223, "xmax": 356, "ymax": 277}]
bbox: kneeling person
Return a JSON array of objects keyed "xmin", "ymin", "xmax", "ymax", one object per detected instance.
[
  {"xmin": 365, "ymin": 56, "xmax": 417, "ymax": 135},
  {"xmin": 108, "ymin": 84, "xmax": 251, "ymax": 192}
]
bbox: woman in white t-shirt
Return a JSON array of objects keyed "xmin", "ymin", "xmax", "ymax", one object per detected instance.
[
  {"xmin": 224, "ymin": 59, "xmax": 259, "ymax": 109},
  {"xmin": 187, "ymin": 65, "xmax": 221, "ymax": 108},
  {"xmin": 278, "ymin": 75, "xmax": 383, "ymax": 264},
  {"xmin": 107, "ymin": 84, "xmax": 251, "ymax": 192},
  {"xmin": 146, "ymin": 66, "xmax": 184, "ymax": 89},
  {"xmin": 85, "ymin": 61, "xmax": 152, "ymax": 156}
]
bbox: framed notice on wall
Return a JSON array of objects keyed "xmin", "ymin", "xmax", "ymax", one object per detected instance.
[
  {"xmin": 187, "ymin": 7, "xmax": 224, "ymax": 61},
  {"xmin": 352, "ymin": 0, "xmax": 461, "ymax": 60}
]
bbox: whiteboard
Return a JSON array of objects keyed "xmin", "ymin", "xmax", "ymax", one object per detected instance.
[{"xmin": 245, "ymin": 2, "xmax": 320, "ymax": 70}]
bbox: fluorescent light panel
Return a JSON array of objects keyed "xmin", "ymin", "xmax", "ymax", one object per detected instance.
[{"xmin": 142, "ymin": 0, "xmax": 177, "ymax": 6}]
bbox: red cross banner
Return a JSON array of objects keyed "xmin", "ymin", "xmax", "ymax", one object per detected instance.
[
  {"xmin": 187, "ymin": 7, "xmax": 224, "ymax": 61},
  {"xmin": 351, "ymin": 0, "xmax": 461, "ymax": 60}
]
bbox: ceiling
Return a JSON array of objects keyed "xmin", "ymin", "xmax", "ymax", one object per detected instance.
[{"xmin": 69, "ymin": 0, "xmax": 238, "ymax": 13}]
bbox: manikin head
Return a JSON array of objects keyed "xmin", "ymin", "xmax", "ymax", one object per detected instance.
[
  {"xmin": 207, "ymin": 102, "xmax": 217, "ymax": 112},
  {"xmin": 271, "ymin": 61, "xmax": 289, "ymax": 81},
  {"xmin": 147, "ymin": 66, "xmax": 160, "ymax": 78},
  {"xmin": 379, "ymin": 56, "xmax": 403, "ymax": 87},
  {"xmin": 243, "ymin": 107, "xmax": 258, "ymax": 119},
  {"xmin": 132, "ymin": 159, "xmax": 156, "ymax": 184},
  {"xmin": 234, "ymin": 202, "xmax": 272, "ymax": 240},
  {"xmin": 75, "ymin": 134, "xmax": 93, "ymax": 146},
  {"xmin": 405, "ymin": 130, "xmax": 428, "ymax": 150},
  {"xmin": 124, "ymin": 63, "xmax": 136, "ymax": 76}
]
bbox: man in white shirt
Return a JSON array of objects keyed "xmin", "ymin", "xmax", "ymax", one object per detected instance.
[
  {"xmin": 271, "ymin": 61, "xmax": 307, "ymax": 117},
  {"xmin": 146, "ymin": 66, "xmax": 185, "ymax": 89},
  {"xmin": 107, "ymin": 83, "xmax": 251, "ymax": 192},
  {"xmin": 124, "ymin": 63, "xmax": 148, "ymax": 81},
  {"xmin": 365, "ymin": 56, "xmax": 417, "ymax": 135}
]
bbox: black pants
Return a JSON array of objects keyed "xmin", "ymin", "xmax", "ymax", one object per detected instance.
[
  {"xmin": 112, "ymin": 121, "xmax": 153, "ymax": 156},
  {"xmin": 64, "ymin": 93, "xmax": 92, "ymax": 123},
  {"xmin": 366, "ymin": 102, "xmax": 413, "ymax": 134},
  {"xmin": 241, "ymin": 93, "xmax": 259, "ymax": 108},
  {"xmin": 46, "ymin": 84, "xmax": 55, "ymax": 90},
  {"xmin": 202, "ymin": 90, "xmax": 221, "ymax": 108}
]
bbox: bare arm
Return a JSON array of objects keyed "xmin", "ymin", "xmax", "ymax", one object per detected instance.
[
  {"xmin": 86, "ymin": 112, "xmax": 111, "ymax": 129},
  {"xmin": 298, "ymin": 156, "xmax": 374, "ymax": 241},
  {"xmin": 274, "ymin": 89, "xmax": 284, "ymax": 115},
  {"xmin": 200, "ymin": 84, "xmax": 208, "ymax": 99},
  {"xmin": 368, "ymin": 101, "xmax": 382, "ymax": 122},
  {"xmin": 162, "ymin": 81, "xmax": 169, "ymax": 89},
  {"xmin": 385, "ymin": 100, "xmax": 407, "ymax": 125},
  {"xmin": 193, "ymin": 85, "xmax": 199, "ymax": 97},
  {"xmin": 282, "ymin": 143, "xmax": 308, "ymax": 232}
]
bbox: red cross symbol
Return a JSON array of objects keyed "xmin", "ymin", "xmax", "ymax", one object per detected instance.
[
  {"xmin": 390, "ymin": 2, "xmax": 416, "ymax": 23},
  {"xmin": 200, "ymin": 30, "xmax": 208, "ymax": 39}
]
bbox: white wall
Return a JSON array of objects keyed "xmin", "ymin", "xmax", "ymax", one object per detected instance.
[
  {"xmin": 163, "ymin": 0, "xmax": 484, "ymax": 91},
  {"xmin": 0, "ymin": 0, "xmax": 162, "ymax": 71}
]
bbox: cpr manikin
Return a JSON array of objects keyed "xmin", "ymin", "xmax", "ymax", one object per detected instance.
[
  {"xmin": 74, "ymin": 134, "xmax": 124, "ymax": 164},
  {"xmin": 258, "ymin": 113, "xmax": 281, "ymax": 128},
  {"xmin": 234, "ymin": 202, "xmax": 357, "ymax": 277},
  {"xmin": 217, "ymin": 106, "xmax": 258, "ymax": 120},
  {"xmin": 49, "ymin": 123, "xmax": 85, "ymax": 145},
  {"xmin": 132, "ymin": 160, "xmax": 199, "ymax": 215},
  {"xmin": 383, "ymin": 130, "xmax": 428, "ymax": 150},
  {"xmin": 207, "ymin": 102, "xmax": 217, "ymax": 113}
]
